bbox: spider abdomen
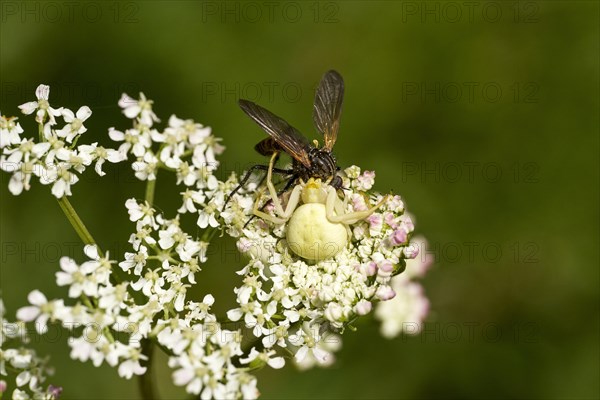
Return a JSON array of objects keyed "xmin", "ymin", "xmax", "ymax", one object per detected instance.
[{"xmin": 286, "ymin": 203, "xmax": 347, "ymax": 261}]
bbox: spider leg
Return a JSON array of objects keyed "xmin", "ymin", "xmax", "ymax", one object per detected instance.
[
  {"xmin": 243, "ymin": 173, "xmax": 298, "ymax": 229},
  {"xmin": 252, "ymin": 184, "xmax": 303, "ymax": 225},
  {"xmin": 326, "ymin": 187, "xmax": 389, "ymax": 224},
  {"xmin": 252, "ymin": 187, "xmax": 288, "ymax": 225},
  {"xmin": 265, "ymin": 153, "xmax": 286, "ymax": 215},
  {"xmin": 278, "ymin": 174, "xmax": 299, "ymax": 194},
  {"xmin": 258, "ymin": 153, "xmax": 303, "ymax": 221},
  {"xmin": 223, "ymin": 161, "xmax": 293, "ymax": 210}
]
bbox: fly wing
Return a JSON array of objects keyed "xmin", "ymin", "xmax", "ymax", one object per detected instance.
[
  {"xmin": 239, "ymin": 99, "xmax": 312, "ymax": 168},
  {"xmin": 313, "ymin": 70, "xmax": 344, "ymax": 151}
]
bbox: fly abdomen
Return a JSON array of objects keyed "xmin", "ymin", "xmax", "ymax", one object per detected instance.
[{"xmin": 254, "ymin": 137, "xmax": 283, "ymax": 156}]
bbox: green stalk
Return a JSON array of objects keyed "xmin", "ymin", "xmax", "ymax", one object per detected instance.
[
  {"xmin": 55, "ymin": 168, "xmax": 162, "ymax": 399},
  {"xmin": 145, "ymin": 177, "xmax": 156, "ymax": 207},
  {"xmin": 56, "ymin": 197, "xmax": 118, "ymax": 344},
  {"xmin": 38, "ymin": 121, "xmax": 44, "ymax": 142},
  {"xmin": 137, "ymin": 177, "xmax": 159, "ymax": 400},
  {"xmin": 56, "ymin": 196, "xmax": 99, "ymax": 251},
  {"xmin": 138, "ymin": 338, "xmax": 159, "ymax": 400}
]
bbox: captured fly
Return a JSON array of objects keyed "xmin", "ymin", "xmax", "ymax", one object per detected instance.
[{"xmin": 225, "ymin": 70, "xmax": 345, "ymax": 207}]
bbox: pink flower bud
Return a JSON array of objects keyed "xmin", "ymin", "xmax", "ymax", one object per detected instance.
[
  {"xmin": 399, "ymin": 215, "xmax": 414, "ymax": 232},
  {"xmin": 48, "ymin": 385, "xmax": 63, "ymax": 399},
  {"xmin": 384, "ymin": 213, "xmax": 399, "ymax": 229},
  {"xmin": 404, "ymin": 243, "xmax": 420, "ymax": 259},
  {"xmin": 237, "ymin": 238, "xmax": 252, "ymax": 253},
  {"xmin": 357, "ymin": 170, "xmax": 375, "ymax": 190},
  {"xmin": 376, "ymin": 285, "xmax": 396, "ymax": 301},
  {"xmin": 391, "ymin": 229, "xmax": 408, "ymax": 246},
  {"xmin": 387, "ymin": 195, "xmax": 404, "ymax": 211},
  {"xmin": 365, "ymin": 261, "xmax": 378, "ymax": 276},
  {"xmin": 352, "ymin": 194, "xmax": 368, "ymax": 211},
  {"xmin": 354, "ymin": 299, "xmax": 372, "ymax": 315},
  {"xmin": 264, "ymin": 201, "xmax": 275, "ymax": 213},
  {"xmin": 367, "ymin": 214, "xmax": 382, "ymax": 229},
  {"xmin": 378, "ymin": 259, "xmax": 394, "ymax": 273}
]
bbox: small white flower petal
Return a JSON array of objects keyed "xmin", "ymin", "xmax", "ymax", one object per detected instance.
[
  {"xmin": 16, "ymin": 306, "xmax": 40, "ymax": 322},
  {"xmin": 27, "ymin": 290, "xmax": 47, "ymax": 306},
  {"xmin": 76, "ymin": 106, "xmax": 92, "ymax": 120},
  {"xmin": 267, "ymin": 356, "xmax": 285, "ymax": 369}
]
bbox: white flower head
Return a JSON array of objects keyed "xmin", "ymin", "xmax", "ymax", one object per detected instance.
[
  {"xmin": 197, "ymin": 192, "xmax": 224, "ymax": 229},
  {"xmin": 1, "ymin": 139, "xmax": 50, "ymax": 195},
  {"xmin": 55, "ymin": 256, "xmax": 99, "ymax": 298},
  {"xmin": 78, "ymin": 142, "xmax": 126, "ymax": 176},
  {"xmin": 0, "ymin": 114, "xmax": 24, "ymax": 148},
  {"xmin": 38, "ymin": 162, "xmax": 79, "ymax": 198},
  {"xmin": 133, "ymin": 151, "xmax": 158, "ymax": 181},
  {"xmin": 375, "ymin": 280, "xmax": 429, "ymax": 339},
  {"xmin": 16, "ymin": 290, "xmax": 64, "ymax": 334},
  {"xmin": 56, "ymin": 106, "xmax": 92, "ymax": 143},
  {"xmin": 239, "ymin": 347, "xmax": 285, "ymax": 369},
  {"xmin": 18, "ymin": 84, "xmax": 63, "ymax": 125},
  {"xmin": 118, "ymin": 92, "xmax": 159, "ymax": 126}
]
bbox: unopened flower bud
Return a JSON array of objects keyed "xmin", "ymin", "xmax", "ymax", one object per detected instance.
[
  {"xmin": 324, "ymin": 302, "xmax": 344, "ymax": 322},
  {"xmin": 378, "ymin": 259, "xmax": 394, "ymax": 273},
  {"xmin": 319, "ymin": 286, "xmax": 336, "ymax": 302},
  {"xmin": 376, "ymin": 285, "xmax": 396, "ymax": 301},
  {"xmin": 404, "ymin": 243, "xmax": 420, "ymax": 259},
  {"xmin": 390, "ymin": 229, "xmax": 408, "ymax": 246},
  {"xmin": 354, "ymin": 300, "xmax": 372, "ymax": 315},
  {"xmin": 364, "ymin": 261, "xmax": 377, "ymax": 276},
  {"xmin": 48, "ymin": 385, "xmax": 63, "ymax": 399}
]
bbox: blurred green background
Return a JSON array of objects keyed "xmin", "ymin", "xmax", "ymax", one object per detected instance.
[{"xmin": 1, "ymin": 1, "xmax": 598, "ymax": 399}]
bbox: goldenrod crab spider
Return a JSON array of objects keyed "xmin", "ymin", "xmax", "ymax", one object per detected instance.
[{"xmin": 253, "ymin": 153, "xmax": 388, "ymax": 261}]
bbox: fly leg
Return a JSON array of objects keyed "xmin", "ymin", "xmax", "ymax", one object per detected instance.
[{"xmin": 223, "ymin": 160, "xmax": 293, "ymax": 210}]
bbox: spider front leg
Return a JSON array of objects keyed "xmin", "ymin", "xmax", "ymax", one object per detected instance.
[
  {"xmin": 325, "ymin": 186, "xmax": 389, "ymax": 224},
  {"xmin": 252, "ymin": 153, "xmax": 303, "ymax": 224},
  {"xmin": 265, "ymin": 152, "xmax": 286, "ymax": 217},
  {"xmin": 253, "ymin": 185, "xmax": 303, "ymax": 225}
]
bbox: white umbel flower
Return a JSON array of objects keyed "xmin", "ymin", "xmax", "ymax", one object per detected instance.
[
  {"xmin": 16, "ymin": 290, "xmax": 64, "ymax": 334},
  {"xmin": 0, "ymin": 114, "xmax": 24, "ymax": 148},
  {"xmin": 57, "ymin": 106, "xmax": 92, "ymax": 142},
  {"xmin": 18, "ymin": 84, "xmax": 62, "ymax": 124},
  {"xmin": 118, "ymin": 92, "xmax": 159, "ymax": 126}
]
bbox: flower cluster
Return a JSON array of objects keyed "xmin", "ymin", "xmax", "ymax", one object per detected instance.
[
  {"xmin": 16, "ymin": 247, "xmax": 149, "ymax": 380},
  {"xmin": 375, "ymin": 235, "xmax": 432, "ymax": 338},
  {"xmin": 2, "ymin": 86, "xmax": 431, "ymax": 399},
  {"xmin": 0, "ymin": 85, "xmax": 124, "ymax": 198},
  {"xmin": 121, "ymin": 199, "xmax": 261, "ymax": 398},
  {"xmin": 1, "ymin": 298, "xmax": 60, "ymax": 399},
  {"xmin": 112, "ymin": 93, "xmax": 224, "ymax": 185},
  {"xmin": 217, "ymin": 165, "xmax": 426, "ymax": 368}
]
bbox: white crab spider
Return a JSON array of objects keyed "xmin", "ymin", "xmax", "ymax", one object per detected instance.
[{"xmin": 253, "ymin": 153, "xmax": 387, "ymax": 261}]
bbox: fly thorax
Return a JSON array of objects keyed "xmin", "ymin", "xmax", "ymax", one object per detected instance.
[{"xmin": 310, "ymin": 150, "xmax": 337, "ymax": 180}]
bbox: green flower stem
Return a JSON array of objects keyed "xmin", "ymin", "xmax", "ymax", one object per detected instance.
[
  {"xmin": 201, "ymin": 227, "xmax": 218, "ymax": 242},
  {"xmin": 54, "ymin": 176, "xmax": 166, "ymax": 400},
  {"xmin": 56, "ymin": 196, "xmax": 99, "ymax": 252},
  {"xmin": 138, "ymin": 177, "xmax": 159, "ymax": 400},
  {"xmin": 56, "ymin": 197, "xmax": 118, "ymax": 345},
  {"xmin": 145, "ymin": 177, "xmax": 156, "ymax": 206},
  {"xmin": 38, "ymin": 121, "xmax": 44, "ymax": 142},
  {"xmin": 138, "ymin": 338, "xmax": 159, "ymax": 400},
  {"xmin": 57, "ymin": 194, "xmax": 131, "ymax": 288},
  {"xmin": 55, "ymin": 171, "xmax": 165, "ymax": 400}
]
